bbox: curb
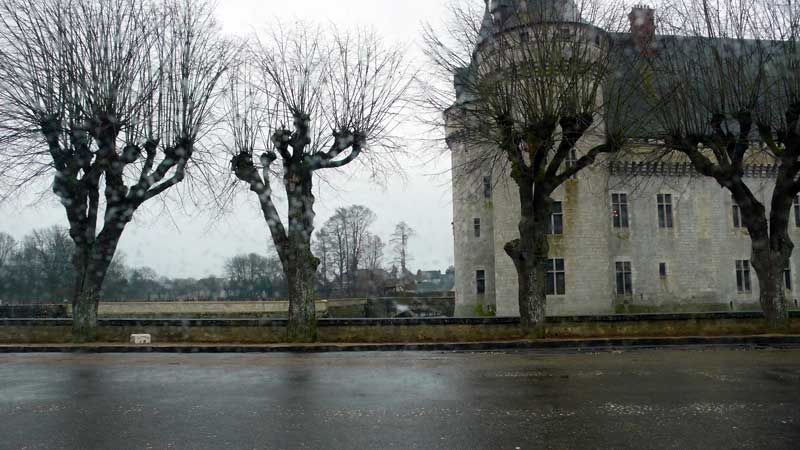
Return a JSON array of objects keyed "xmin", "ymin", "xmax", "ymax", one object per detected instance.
[{"xmin": 1, "ymin": 335, "xmax": 799, "ymax": 353}]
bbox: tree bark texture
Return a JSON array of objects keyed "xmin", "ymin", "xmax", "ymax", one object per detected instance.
[
  {"xmin": 285, "ymin": 241, "xmax": 320, "ymax": 342},
  {"xmin": 505, "ymin": 179, "xmax": 551, "ymax": 338},
  {"xmin": 748, "ymin": 189, "xmax": 792, "ymax": 330},
  {"xmin": 726, "ymin": 167, "xmax": 793, "ymax": 331},
  {"xmin": 282, "ymin": 167, "xmax": 320, "ymax": 342},
  {"xmin": 70, "ymin": 228, "xmax": 123, "ymax": 342}
]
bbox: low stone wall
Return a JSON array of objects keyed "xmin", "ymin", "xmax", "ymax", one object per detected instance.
[
  {"xmin": 324, "ymin": 297, "xmax": 456, "ymax": 318},
  {"xmin": 67, "ymin": 300, "xmax": 329, "ymax": 318},
  {"xmin": 0, "ymin": 304, "xmax": 68, "ymax": 318},
  {"xmin": 0, "ymin": 312, "xmax": 797, "ymax": 344}
]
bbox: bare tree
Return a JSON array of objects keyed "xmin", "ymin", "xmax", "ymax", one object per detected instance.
[
  {"xmin": 390, "ymin": 221, "xmax": 416, "ymax": 275},
  {"xmin": 0, "ymin": 0, "xmax": 231, "ymax": 340},
  {"xmin": 127, "ymin": 266, "xmax": 160, "ymax": 300},
  {"xmin": 0, "ymin": 232, "xmax": 18, "ymax": 302},
  {"xmin": 227, "ymin": 25, "xmax": 411, "ymax": 340},
  {"xmin": 342, "ymin": 205, "xmax": 377, "ymax": 294},
  {"xmin": 362, "ymin": 234, "xmax": 386, "ymax": 296},
  {"xmin": 0, "ymin": 232, "xmax": 15, "ymax": 271},
  {"xmin": 8, "ymin": 226, "xmax": 74, "ymax": 302},
  {"xmin": 642, "ymin": 0, "xmax": 800, "ymax": 328},
  {"xmin": 315, "ymin": 205, "xmax": 378, "ymax": 296},
  {"xmin": 422, "ymin": 0, "xmax": 638, "ymax": 335},
  {"xmin": 224, "ymin": 252, "xmax": 283, "ymax": 299},
  {"xmin": 312, "ymin": 229, "xmax": 334, "ymax": 296},
  {"xmin": 364, "ymin": 234, "xmax": 385, "ymax": 272}
]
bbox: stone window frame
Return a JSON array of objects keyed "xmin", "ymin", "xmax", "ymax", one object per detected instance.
[
  {"xmin": 615, "ymin": 260, "xmax": 633, "ymax": 295},
  {"xmin": 476, "ymin": 270, "xmax": 486, "ymax": 295},
  {"xmin": 732, "ymin": 196, "xmax": 743, "ymax": 229},
  {"xmin": 656, "ymin": 193, "xmax": 674, "ymax": 229},
  {"xmin": 546, "ymin": 258, "xmax": 566, "ymax": 296},
  {"xmin": 565, "ymin": 149, "xmax": 578, "ymax": 179},
  {"xmin": 473, "ymin": 217, "xmax": 481, "ymax": 238},
  {"xmin": 611, "ymin": 192, "xmax": 630, "ymax": 228},
  {"xmin": 483, "ymin": 176, "xmax": 492, "ymax": 199},
  {"xmin": 659, "ymin": 262, "xmax": 667, "ymax": 279},
  {"xmin": 735, "ymin": 260, "xmax": 752, "ymax": 293},
  {"xmin": 784, "ymin": 261, "xmax": 793, "ymax": 291},
  {"xmin": 546, "ymin": 201, "xmax": 564, "ymax": 235}
]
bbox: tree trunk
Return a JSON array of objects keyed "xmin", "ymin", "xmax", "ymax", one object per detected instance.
[
  {"xmin": 751, "ymin": 240, "xmax": 790, "ymax": 331},
  {"xmin": 506, "ymin": 180, "xmax": 551, "ymax": 338},
  {"xmin": 72, "ymin": 276, "xmax": 101, "ymax": 343},
  {"xmin": 70, "ymin": 230, "xmax": 122, "ymax": 342},
  {"xmin": 283, "ymin": 167, "xmax": 320, "ymax": 342},
  {"xmin": 285, "ymin": 241, "xmax": 320, "ymax": 342}
]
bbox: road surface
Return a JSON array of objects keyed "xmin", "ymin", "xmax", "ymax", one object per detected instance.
[{"xmin": 0, "ymin": 347, "xmax": 798, "ymax": 449}]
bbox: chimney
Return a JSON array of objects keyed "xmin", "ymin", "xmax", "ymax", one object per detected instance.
[{"xmin": 629, "ymin": 5, "xmax": 656, "ymax": 56}]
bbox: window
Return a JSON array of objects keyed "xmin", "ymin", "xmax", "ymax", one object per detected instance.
[
  {"xmin": 612, "ymin": 193, "xmax": 629, "ymax": 228},
  {"xmin": 547, "ymin": 201, "xmax": 563, "ymax": 235},
  {"xmin": 476, "ymin": 270, "xmax": 486, "ymax": 295},
  {"xmin": 657, "ymin": 193, "xmax": 674, "ymax": 228},
  {"xmin": 546, "ymin": 258, "xmax": 566, "ymax": 295},
  {"xmin": 483, "ymin": 176, "xmax": 492, "ymax": 199},
  {"xmin": 736, "ymin": 260, "xmax": 752, "ymax": 292},
  {"xmin": 784, "ymin": 264, "xmax": 792, "ymax": 291},
  {"xmin": 794, "ymin": 196, "xmax": 800, "ymax": 227},
  {"xmin": 519, "ymin": 30, "xmax": 529, "ymax": 42},
  {"xmin": 615, "ymin": 261, "xmax": 633, "ymax": 295},
  {"xmin": 565, "ymin": 149, "xmax": 578, "ymax": 178},
  {"xmin": 732, "ymin": 198, "xmax": 742, "ymax": 228},
  {"xmin": 659, "ymin": 262, "xmax": 667, "ymax": 279},
  {"xmin": 473, "ymin": 218, "xmax": 481, "ymax": 238}
]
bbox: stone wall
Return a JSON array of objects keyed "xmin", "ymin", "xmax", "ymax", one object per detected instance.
[
  {"xmin": 451, "ymin": 133, "xmax": 800, "ymax": 317},
  {"xmin": 67, "ymin": 300, "xmax": 330, "ymax": 318},
  {"xmin": 451, "ymin": 140, "xmax": 497, "ymax": 315},
  {"xmin": 606, "ymin": 172, "xmax": 800, "ymax": 310},
  {"xmin": 1, "ymin": 313, "xmax": 797, "ymax": 344}
]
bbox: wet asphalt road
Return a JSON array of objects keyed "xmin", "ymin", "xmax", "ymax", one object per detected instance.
[{"xmin": 0, "ymin": 347, "xmax": 798, "ymax": 450}]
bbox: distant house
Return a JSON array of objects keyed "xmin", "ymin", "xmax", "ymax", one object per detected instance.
[{"xmin": 414, "ymin": 267, "xmax": 455, "ymax": 294}]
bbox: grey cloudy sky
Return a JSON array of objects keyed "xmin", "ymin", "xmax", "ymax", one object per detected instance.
[{"xmin": 0, "ymin": 0, "xmax": 458, "ymax": 278}]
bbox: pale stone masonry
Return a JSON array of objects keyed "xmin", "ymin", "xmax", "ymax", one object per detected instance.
[
  {"xmin": 455, "ymin": 157, "xmax": 800, "ymax": 317},
  {"xmin": 448, "ymin": 1, "xmax": 800, "ymax": 316}
]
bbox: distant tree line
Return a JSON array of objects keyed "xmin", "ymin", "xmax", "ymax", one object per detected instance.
[
  {"xmin": 0, "ymin": 209, "xmax": 423, "ymax": 303},
  {"xmin": 0, "ymin": 227, "xmax": 286, "ymax": 304}
]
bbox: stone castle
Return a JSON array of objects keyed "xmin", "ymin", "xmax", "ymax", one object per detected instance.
[{"xmin": 447, "ymin": 0, "xmax": 800, "ymax": 316}]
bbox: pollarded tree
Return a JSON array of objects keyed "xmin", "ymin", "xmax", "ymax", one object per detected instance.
[
  {"xmin": 227, "ymin": 26, "xmax": 411, "ymax": 341},
  {"xmin": 422, "ymin": 0, "xmax": 638, "ymax": 335},
  {"xmin": 645, "ymin": 0, "xmax": 800, "ymax": 328},
  {"xmin": 0, "ymin": 0, "xmax": 231, "ymax": 340}
]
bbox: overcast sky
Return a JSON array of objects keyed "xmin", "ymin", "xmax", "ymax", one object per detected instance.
[{"xmin": 0, "ymin": 0, "xmax": 459, "ymax": 279}]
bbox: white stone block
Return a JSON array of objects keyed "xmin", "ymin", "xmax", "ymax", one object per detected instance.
[{"xmin": 130, "ymin": 334, "xmax": 151, "ymax": 344}]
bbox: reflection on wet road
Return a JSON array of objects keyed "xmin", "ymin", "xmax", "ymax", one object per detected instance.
[{"xmin": 0, "ymin": 347, "xmax": 798, "ymax": 450}]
